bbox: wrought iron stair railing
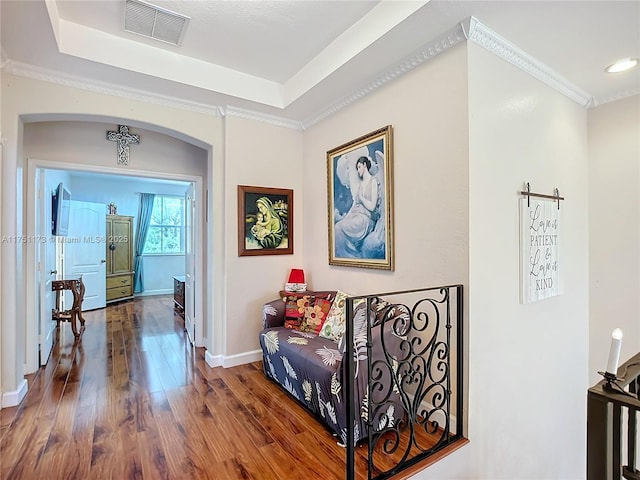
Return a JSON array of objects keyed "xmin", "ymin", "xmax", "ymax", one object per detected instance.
[{"xmin": 344, "ymin": 284, "xmax": 465, "ymax": 480}]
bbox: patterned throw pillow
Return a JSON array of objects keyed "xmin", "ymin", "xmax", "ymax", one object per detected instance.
[
  {"xmin": 281, "ymin": 292, "xmax": 314, "ymax": 330},
  {"xmin": 318, "ymin": 290, "xmax": 352, "ymax": 342},
  {"xmin": 280, "ymin": 291, "xmax": 334, "ymax": 331},
  {"xmin": 337, "ymin": 298, "xmax": 367, "ymax": 354},
  {"xmin": 300, "ymin": 297, "xmax": 333, "ymax": 334}
]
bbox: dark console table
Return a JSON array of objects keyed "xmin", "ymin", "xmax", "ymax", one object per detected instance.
[
  {"xmin": 173, "ymin": 275, "xmax": 185, "ymax": 316},
  {"xmin": 52, "ymin": 277, "xmax": 86, "ymax": 338}
]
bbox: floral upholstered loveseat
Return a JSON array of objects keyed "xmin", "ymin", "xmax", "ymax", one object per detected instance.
[{"xmin": 258, "ymin": 290, "xmax": 407, "ymax": 445}]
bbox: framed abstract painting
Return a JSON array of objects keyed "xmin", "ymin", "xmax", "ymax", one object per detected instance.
[
  {"xmin": 326, "ymin": 125, "xmax": 394, "ymax": 270},
  {"xmin": 238, "ymin": 185, "xmax": 293, "ymax": 256}
]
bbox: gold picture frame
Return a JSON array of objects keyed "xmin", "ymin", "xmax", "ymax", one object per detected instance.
[
  {"xmin": 238, "ymin": 185, "xmax": 293, "ymax": 256},
  {"xmin": 326, "ymin": 126, "xmax": 394, "ymax": 270}
]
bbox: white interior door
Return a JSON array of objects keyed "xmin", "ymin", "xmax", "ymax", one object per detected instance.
[
  {"xmin": 184, "ymin": 184, "xmax": 196, "ymax": 344},
  {"xmin": 64, "ymin": 200, "xmax": 107, "ymax": 310},
  {"xmin": 39, "ymin": 173, "xmax": 57, "ymax": 365}
]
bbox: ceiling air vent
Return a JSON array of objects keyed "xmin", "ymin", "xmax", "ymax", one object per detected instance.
[{"xmin": 125, "ymin": 0, "xmax": 190, "ymax": 46}]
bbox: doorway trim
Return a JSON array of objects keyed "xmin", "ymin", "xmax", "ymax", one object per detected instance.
[{"xmin": 25, "ymin": 158, "xmax": 205, "ymax": 374}]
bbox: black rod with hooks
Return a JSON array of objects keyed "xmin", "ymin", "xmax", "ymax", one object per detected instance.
[{"xmin": 520, "ymin": 182, "xmax": 565, "ymax": 209}]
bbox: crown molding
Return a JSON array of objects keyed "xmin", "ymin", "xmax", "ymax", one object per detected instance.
[
  {"xmin": 463, "ymin": 17, "xmax": 592, "ymax": 107},
  {"xmin": 222, "ymin": 106, "xmax": 303, "ymax": 131},
  {"xmin": 1, "ymin": 60, "xmax": 308, "ymax": 129},
  {"xmin": 302, "ymin": 23, "xmax": 467, "ymax": 129},
  {"xmin": 2, "ymin": 60, "xmax": 223, "ymax": 117},
  {"xmin": 2, "ymin": 17, "xmax": 629, "ymax": 133}
]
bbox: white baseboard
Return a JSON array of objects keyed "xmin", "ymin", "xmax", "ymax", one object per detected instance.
[
  {"xmin": 204, "ymin": 349, "xmax": 263, "ymax": 369},
  {"xmin": 205, "ymin": 350, "xmax": 222, "ymax": 368},
  {"xmin": 223, "ymin": 349, "xmax": 262, "ymax": 368},
  {"xmin": 1, "ymin": 378, "xmax": 28, "ymax": 408},
  {"xmin": 135, "ymin": 289, "xmax": 173, "ymax": 297}
]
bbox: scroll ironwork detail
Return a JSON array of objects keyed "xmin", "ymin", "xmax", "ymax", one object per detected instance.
[{"xmin": 345, "ymin": 285, "xmax": 464, "ymax": 480}]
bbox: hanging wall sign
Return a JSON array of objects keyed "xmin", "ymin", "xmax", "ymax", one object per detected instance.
[{"xmin": 519, "ymin": 192, "xmax": 562, "ymax": 304}]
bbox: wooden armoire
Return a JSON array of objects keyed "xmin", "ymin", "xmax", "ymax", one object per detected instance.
[{"xmin": 106, "ymin": 215, "xmax": 134, "ymax": 303}]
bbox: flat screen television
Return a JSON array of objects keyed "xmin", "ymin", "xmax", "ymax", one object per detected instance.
[{"xmin": 51, "ymin": 182, "xmax": 71, "ymax": 236}]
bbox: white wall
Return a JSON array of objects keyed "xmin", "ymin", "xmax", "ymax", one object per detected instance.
[
  {"xmin": 22, "ymin": 120, "xmax": 207, "ymax": 176},
  {"xmin": 140, "ymin": 256, "xmax": 185, "ymax": 295},
  {"xmin": 425, "ymin": 42, "xmax": 588, "ymax": 479},
  {"xmin": 303, "ymin": 44, "xmax": 469, "ymax": 296},
  {"xmin": 67, "ymin": 172, "xmax": 190, "ymax": 216},
  {"xmin": 223, "ymin": 115, "xmax": 304, "ymax": 360},
  {"xmin": 588, "ymin": 95, "xmax": 640, "ymax": 385},
  {"xmin": 0, "ymin": 2, "xmax": 3, "ymax": 402}
]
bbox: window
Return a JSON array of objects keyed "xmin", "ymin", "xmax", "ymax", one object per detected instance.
[{"xmin": 143, "ymin": 195, "xmax": 185, "ymax": 254}]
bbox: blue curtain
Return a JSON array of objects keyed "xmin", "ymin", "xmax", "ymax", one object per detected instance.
[{"xmin": 133, "ymin": 193, "xmax": 155, "ymax": 293}]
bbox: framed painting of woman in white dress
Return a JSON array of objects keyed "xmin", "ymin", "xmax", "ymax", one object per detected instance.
[{"xmin": 326, "ymin": 126, "xmax": 394, "ymax": 270}]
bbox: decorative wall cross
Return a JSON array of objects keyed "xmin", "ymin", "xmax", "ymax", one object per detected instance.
[{"xmin": 106, "ymin": 125, "xmax": 140, "ymax": 166}]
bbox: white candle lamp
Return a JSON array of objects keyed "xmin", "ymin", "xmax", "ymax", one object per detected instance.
[{"xmin": 598, "ymin": 328, "xmax": 624, "ymax": 390}]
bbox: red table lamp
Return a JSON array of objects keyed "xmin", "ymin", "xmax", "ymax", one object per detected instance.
[{"xmin": 285, "ymin": 269, "xmax": 307, "ymax": 292}]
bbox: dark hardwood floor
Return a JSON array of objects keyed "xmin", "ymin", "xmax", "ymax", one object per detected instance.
[
  {"xmin": 0, "ymin": 295, "xmax": 462, "ymax": 479},
  {"xmin": 0, "ymin": 296, "xmax": 351, "ymax": 479}
]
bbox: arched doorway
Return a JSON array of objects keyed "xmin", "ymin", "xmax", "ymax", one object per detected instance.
[{"xmin": 22, "ymin": 116, "xmax": 209, "ymax": 374}]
